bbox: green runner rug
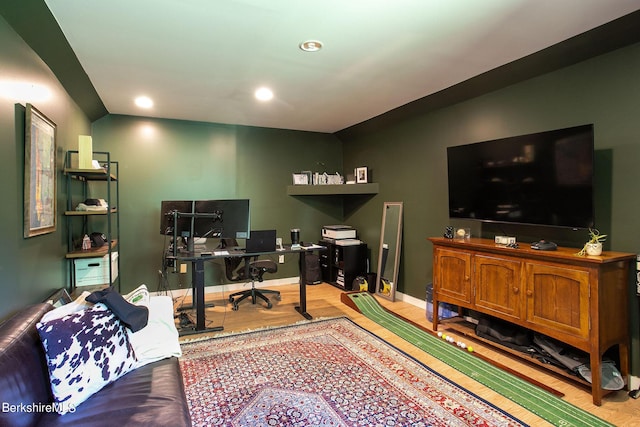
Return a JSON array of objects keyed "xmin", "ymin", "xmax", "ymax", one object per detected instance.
[{"xmin": 345, "ymin": 291, "xmax": 613, "ymax": 427}]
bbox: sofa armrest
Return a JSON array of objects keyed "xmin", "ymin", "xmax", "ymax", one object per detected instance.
[{"xmin": 0, "ymin": 303, "xmax": 54, "ymax": 427}]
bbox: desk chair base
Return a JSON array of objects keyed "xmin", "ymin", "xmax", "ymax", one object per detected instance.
[{"xmin": 229, "ymin": 287, "xmax": 281, "ymax": 310}]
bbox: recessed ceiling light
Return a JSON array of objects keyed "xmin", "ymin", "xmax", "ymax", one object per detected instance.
[
  {"xmin": 134, "ymin": 96, "xmax": 153, "ymax": 108},
  {"xmin": 254, "ymin": 87, "xmax": 274, "ymax": 102},
  {"xmin": 299, "ymin": 40, "xmax": 323, "ymax": 52}
]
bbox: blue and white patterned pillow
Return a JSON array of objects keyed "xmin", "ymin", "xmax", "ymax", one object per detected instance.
[{"xmin": 36, "ymin": 303, "xmax": 137, "ymax": 414}]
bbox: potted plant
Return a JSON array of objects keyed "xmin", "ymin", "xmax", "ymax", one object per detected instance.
[{"xmin": 577, "ymin": 228, "xmax": 607, "ymax": 256}]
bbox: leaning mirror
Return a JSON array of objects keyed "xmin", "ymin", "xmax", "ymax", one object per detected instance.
[{"xmin": 376, "ymin": 202, "xmax": 403, "ymax": 301}]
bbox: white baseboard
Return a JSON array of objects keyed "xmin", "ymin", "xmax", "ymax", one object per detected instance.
[
  {"xmin": 152, "ymin": 276, "xmax": 300, "ymax": 298},
  {"xmin": 629, "ymin": 375, "xmax": 640, "ymax": 391},
  {"xmin": 152, "ymin": 280, "xmax": 428, "ymax": 312},
  {"xmin": 394, "ymin": 290, "xmax": 426, "ymax": 309}
]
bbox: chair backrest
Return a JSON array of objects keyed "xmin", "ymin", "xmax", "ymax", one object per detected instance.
[{"xmin": 224, "ymin": 257, "xmax": 244, "ymax": 281}]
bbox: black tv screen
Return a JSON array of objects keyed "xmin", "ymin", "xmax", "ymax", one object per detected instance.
[
  {"xmin": 159, "ymin": 200, "xmax": 194, "ymax": 235},
  {"xmin": 193, "ymin": 199, "xmax": 250, "ymax": 239},
  {"xmin": 447, "ymin": 124, "xmax": 595, "ymax": 229}
]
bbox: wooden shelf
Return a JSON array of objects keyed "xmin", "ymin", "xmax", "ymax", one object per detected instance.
[
  {"xmin": 64, "ymin": 208, "xmax": 117, "ymax": 216},
  {"xmin": 66, "ymin": 240, "xmax": 118, "ymax": 259},
  {"xmin": 287, "ymin": 183, "xmax": 378, "ymax": 196},
  {"xmin": 64, "ymin": 168, "xmax": 117, "ymax": 181},
  {"xmin": 440, "ymin": 317, "xmax": 593, "ymax": 390}
]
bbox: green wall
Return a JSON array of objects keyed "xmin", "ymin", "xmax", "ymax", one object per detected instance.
[
  {"xmin": 0, "ymin": 15, "xmax": 91, "ymax": 318},
  {"xmin": 91, "ymin": 115, "xmax": 343, "ymax": 292},
  {"xmin": 2, "ymin": 3, "xmax": 638, "ymax": 374},
  {"xmin": 339, "ymin": 41, "xmax": 640, "ymax": 372}
]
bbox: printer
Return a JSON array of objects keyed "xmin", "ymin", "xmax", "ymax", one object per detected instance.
[{"xmin": 322, "ymin": 225, "xmax": 356, "ymax": 240}]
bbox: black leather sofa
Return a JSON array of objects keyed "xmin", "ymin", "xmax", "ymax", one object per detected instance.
[{"xmin": 0, "ymin": 303, "xmax": 191, "ymax": 427}]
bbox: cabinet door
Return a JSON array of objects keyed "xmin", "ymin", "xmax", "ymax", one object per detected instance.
[
  {"xmin": 434, "ymin": 248, "xmax": 472, "ymax": 304},
  {"xmin": 524, "ymin": 263, "xmax": 590, "ymax": 340},
  {"xmin": 474, "ymin": 255, "xmax": 522, "ymax": 320}
]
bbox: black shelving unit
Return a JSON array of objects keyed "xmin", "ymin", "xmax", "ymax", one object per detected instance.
[
  {"xmin": 318, "ymin": 240, "xmax": 367, "ymax": 290},
  {"xmin": 63, "ymin": 150, "xmax": 120, "ymax": 293}
]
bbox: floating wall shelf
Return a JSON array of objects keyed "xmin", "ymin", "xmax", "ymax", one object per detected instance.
[{"xmin": 286, "ymin": 183, "xmax": 379, "ymax": 196}]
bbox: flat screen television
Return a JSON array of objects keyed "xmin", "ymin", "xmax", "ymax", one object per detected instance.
[{"xmin": 447, "ymin": 124, "xmax": 595, "ymax": 229}]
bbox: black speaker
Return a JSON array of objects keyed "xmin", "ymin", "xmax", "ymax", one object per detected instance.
[{"xmin": 304, "ymin": 253, "xmax": 322, "ymax": 284}]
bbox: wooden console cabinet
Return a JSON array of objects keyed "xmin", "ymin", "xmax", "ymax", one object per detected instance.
[{"xmin": 429, "ymin": 237, "xmax": 634, "ymax": 405}]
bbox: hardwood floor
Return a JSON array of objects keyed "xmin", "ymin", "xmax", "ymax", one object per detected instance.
[{"xmin": 172, "ymin": 282, "xmax": 639, "ymax": 426}]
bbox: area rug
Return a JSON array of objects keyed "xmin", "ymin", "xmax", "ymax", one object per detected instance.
[
  {"xmin": 179, "ymin": 317, "xmax": 526, "ymax": 426},
  {"xmin": 344, "ymin": 291, "xmax": 614, "ymax": 427}
]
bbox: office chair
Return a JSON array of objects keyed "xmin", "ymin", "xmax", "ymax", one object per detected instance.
[{"xmin": 222, "ymin": 239, "xmax": 280, "ymax": 310}]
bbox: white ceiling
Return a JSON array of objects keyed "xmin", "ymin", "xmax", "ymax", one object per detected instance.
[{"xmin": 44, "ymin": 0, "xmax": 640, "ymax": 133}]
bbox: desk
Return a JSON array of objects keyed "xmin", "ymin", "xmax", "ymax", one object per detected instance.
[{"xmin": 168, "ymin": 244, "xmax": 326, "ymax": 335}]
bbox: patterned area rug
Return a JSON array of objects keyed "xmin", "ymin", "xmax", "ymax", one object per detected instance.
[{"xmin": 180, "ymin": 317, "xmax": 526, "ymax": 426}]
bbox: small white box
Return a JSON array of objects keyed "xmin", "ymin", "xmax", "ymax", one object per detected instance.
[
  {"xmin": 75, "ymin": 252, "xmax": 118, "ymax": 287},
  {"xmin": 495, "ymin": 236, "xmax": 517, "ymax": 245},
  {"xmin": 78, "ymin": 135, "xmax": 93, "ymax": 169}
]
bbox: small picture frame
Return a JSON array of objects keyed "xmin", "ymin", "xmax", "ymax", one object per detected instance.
[
  {"xmin": 292, "ymin": 173, "xmax": 309, "ymax": 185},
  {"xmin": 45, "ymin": 288, "xmax": 72, "ymax": 308},
  {"xmin": 355, "ymin": 167, "xmax": 368, "ymax": 183}
]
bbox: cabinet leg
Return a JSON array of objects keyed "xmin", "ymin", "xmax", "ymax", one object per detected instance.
[
  {"xmin": 432, "ymin": 296, "xmax": 440, "ymax": 331},
  {"xmin": 590, "ymin": 353, "xmax": 602, "ymax": 406},
  {"xmin": 619, "ymin": 341, "xmax": 630, "ymax": 390}
]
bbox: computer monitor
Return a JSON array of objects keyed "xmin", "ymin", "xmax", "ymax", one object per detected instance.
[
  {"xmin": 159, "ymin": 200, "xmax": 194, "ymax": 236},
  {"xmin": 193, "ymin": 199, "xmax": 250, "ymax": 239}
]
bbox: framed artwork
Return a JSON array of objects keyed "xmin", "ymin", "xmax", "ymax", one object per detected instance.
[
  {"xmin": 355, "ymin": 166, "xmax": 368, "ymax": 183},
  {"xmin": 301, "ymin": 170, "xmax": 313, "ymax": 184},
  {"xmin": 24, "ymin": 104, "xmax": 57, "ymax": 238},
  {"xmin": 45, "ymin": 288, "xmax": 72, "ymax": 308}
]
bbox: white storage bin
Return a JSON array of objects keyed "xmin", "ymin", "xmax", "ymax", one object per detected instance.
[{"xmin": 75, "ymin": 252, "xmax": 119, "ymax": 286}]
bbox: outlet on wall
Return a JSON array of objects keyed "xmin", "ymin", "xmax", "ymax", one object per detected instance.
[{"xmin": 279, "ymin": 255, "xmax": 285, "ymax": 264}]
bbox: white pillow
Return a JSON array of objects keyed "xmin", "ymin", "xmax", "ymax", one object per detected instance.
[
  {"xmin": 36, "ymin": 303, "xmax": 137, "ymax": 414},
  {"xmin": 127, "ymin": 295, "xmax": 182, "ymax": 368}
]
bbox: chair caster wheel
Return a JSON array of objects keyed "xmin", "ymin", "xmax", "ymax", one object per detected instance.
[
  {"xmin": 266, "ymin": 302, "xmax": 273, "ymax": 309},
  {"xmin": 232, "ymin": 304, "xmax": 239, "ymax": 311},
  {"xmin": 229, "ymin": 296, "xmax": 234, "ymax": 303}
]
